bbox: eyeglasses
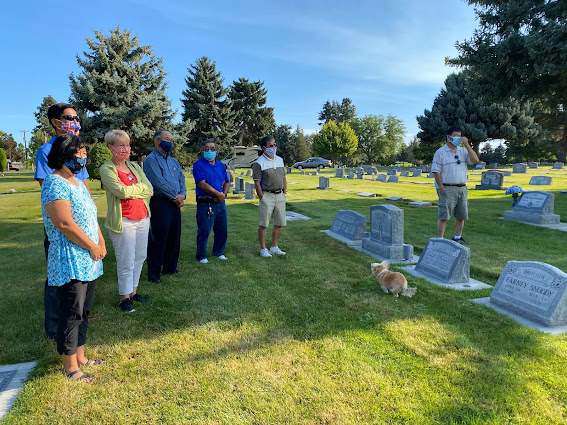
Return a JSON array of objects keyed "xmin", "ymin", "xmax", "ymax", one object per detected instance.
[
  {"xmin": 59, "ymin": 115, "xmax": 80, "ymax": 122},
  {"xmin": 455, "ymin": 155, "xmax": 461, "ymax": 165}
]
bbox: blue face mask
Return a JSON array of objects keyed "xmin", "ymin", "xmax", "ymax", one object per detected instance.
[
  {"xmin": 64, "ymin": 157, "xmax": 87, "ymax": 174},
  {"xmin": 450, "ymin": 136, "xmax": 461, "ymax": 147},
  {"xmin": 159, "ymin": 140, "xmax": 173, "ymax": 153},
  {"xmin": 203, "ymin": 151, "xmax": 217, "ymax": 161}
]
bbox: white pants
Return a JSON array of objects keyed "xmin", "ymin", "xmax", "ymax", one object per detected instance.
[{"xmin": 109, "ymin": 217, "xmax": 150, "ymax": 296}]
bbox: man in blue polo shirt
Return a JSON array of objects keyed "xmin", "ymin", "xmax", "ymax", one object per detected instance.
[
  {"xmin": 35, "ymin": 102, "xmax": 90, "ymax": 339},
  {"xmin": 144, "ymin": 129, "xmax": 187, "ymax": 283},
  {"xmin": 192, "ymin": 139, "xmax": 230, "ymax": 264}
]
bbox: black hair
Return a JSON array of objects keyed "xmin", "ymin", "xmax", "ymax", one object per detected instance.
[
  {"xmin": 446, "ymin": 126, "xmax": 462, "ymax": 136},
  {"xmin": 47, "ymin": 134, "xmax": 90, "ymax": 170},
  {"xmin": 259, "ymin": 135, "xmax": 275, "ymax": 148},
  {"xmin": 47, "ymin": 103, "xmax": 76, "ymax": 131},
  {"xmin": 153, "ymin": 129, "xmax": 171, "ymax": 140}
]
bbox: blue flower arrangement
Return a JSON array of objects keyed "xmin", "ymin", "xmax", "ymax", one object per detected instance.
[{"xmin": 505, "ymin": 185, "xmax": 523, "ymax": 202}]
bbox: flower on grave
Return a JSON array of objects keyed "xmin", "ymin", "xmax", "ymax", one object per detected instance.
[{"xmin": 505, "ymin": 185, "xmax": 523, "ymax": 200}]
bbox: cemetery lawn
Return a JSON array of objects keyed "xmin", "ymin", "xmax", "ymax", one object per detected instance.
[{"xmin": 1, "ymin": 168, "xmax": 567, "ymax": 425}]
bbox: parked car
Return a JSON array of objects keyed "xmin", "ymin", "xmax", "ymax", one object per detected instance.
[
  {"xmin": 293, "ymin": 157, "xmax": 333, "ymax": 169},
  {"xmin": 221, "ymin": 146, "xmax": 263, "ymax": 169}
]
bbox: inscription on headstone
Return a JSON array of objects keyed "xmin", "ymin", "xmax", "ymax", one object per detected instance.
[
  {"xmin": 552, "ymin": 162, "xmax": 564, "ymax": 170},
  {"xmin": 512, "ymin": 163, "xmax": 528, "ymax": 173},
  {"xmin": 387, "ymin": 169, "xmax": 397, "ymax": 176},
  {"xmin": 347, "ymin": 172, "xmax": 355, "ymax": 179},
  {"xmin": 475, "ymin": 170, "xmax": 504, "ymax": 190},
  {"xmin": 528, "ymin": 162, "xmax": 538, "ymax": 169},
  {"xmin": 244, "ymin": 182, "xmax": 256, "ymax": 199},
  {"xmin": 387, "ymin": 175, "xmax": 399, "ymax": 183},
  {"xmin": 335, "ymin": 168, "xmax": 345, "ymax": 178},
  {"xmin": 414, "ymin": 238, "xmax": 470, "ymax": 284},
  {"xmin": 400, "ymin": 171, "xmax": 409, "ymax": 177},
  {"xmin": 490, "ymin": 261, "xmax": 567, "ymax": 326},
  {"xmin": 376, "ymin": 174, "xmax": 387, "ymax": 182},
  {"xmin": 233, "ymin": 177, "xmax": 245, "ymax": 194},
  {"xmin": 529, "ymin": 176, "xmax": 552, "ymax": 185},
  {"xmin": 411, "ymin": 169, "xmax": 422, "ymax": 177},
  {"xmin": 503, "ymin": 191, "xmax": 560, "ymax": 224},
  {"xmin": 287, "ymin": 167, "xmax": 292, "ymax": 174},
  {"xmin": 317, "ymin": 176, "xmax": 331, "ymax": 190},
  {"xmin": 329, "ymin": 210, "xmax": 367, "ymax": 241}
]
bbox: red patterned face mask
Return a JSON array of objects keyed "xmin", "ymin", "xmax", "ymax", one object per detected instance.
[
  {"xmin": 59, "ymin": 120, "xmax": 81, "ymax": 136},
  {"xmin": 112, "ymin": 145, "xmax": 131, "ymax": 160}
]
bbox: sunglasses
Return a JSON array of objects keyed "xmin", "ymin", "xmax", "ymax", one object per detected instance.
[
  {"xmin": 59, "ymin": 115, "xmax": 80, "ymax": 122},
  {"xmin": 454, "ymin": 155, "xmax": 461, "ymax": 165}
]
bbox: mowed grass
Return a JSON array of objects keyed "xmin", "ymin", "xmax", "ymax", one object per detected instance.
[{"xmin": 1, "ymin": 167, "xmax": 567, "ymax": 424}]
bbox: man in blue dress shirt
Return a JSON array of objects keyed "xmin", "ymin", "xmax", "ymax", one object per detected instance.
[
  {"xmin": 35, "ymin": 102, "xmax": 90, "ymax": 339},
  {"xmin": 192, "ymin": 139, "xmax": 230, "ymax": 264},
  {"xmin": 143, "ymin": 130, "xmax": 187, "ymax": 283}
]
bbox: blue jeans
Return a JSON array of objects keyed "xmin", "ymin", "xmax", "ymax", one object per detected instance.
[{"xmin": 196, "ymin": 201, "xmax": 228, "ymax": 260}]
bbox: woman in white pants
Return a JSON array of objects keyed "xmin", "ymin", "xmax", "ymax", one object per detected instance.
[{"xmin": 100, "ymin": 130, "xmax": 153, "ymax": 313}]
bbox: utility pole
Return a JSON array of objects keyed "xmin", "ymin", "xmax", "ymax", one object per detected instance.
[{"xmin": 21, "ymin": 130, "xmax": 28, "ymax": 169}]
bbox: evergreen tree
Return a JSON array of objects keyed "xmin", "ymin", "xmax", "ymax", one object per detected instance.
[
  {"xmin": 276, "ymin": 124, "xmax": 293, "ymax": 165},
  {"xmin": 229, "ymin": 78, "xmax": 275, "ymax": 146},
  {"xmin": 181, "ymin": 56, "xmax": 237, "ymax": 157},
  {"xmin": 493, "ymin": 144, "xmax": 506, "ymax": 164},
  {"xmin": 397, "ymin": 137, "xmax": 420, "ymax": 165},
  {"xmin": 415, "ymin": 71, "xmax": 541, "ymax": 161},
  {"xmin": 318, "ymin": 98, "xmax": 356, "ymax": 124},
  {"xmin": 312, "ymin": 121, "xmax": 358, "ymax": 165},
  {"xmin": 87, "ymin": 143, "xmax": 113, "ymax": 187},
  {"xmin": 70, "ymin": 27, "xmax": 184, "ymax": 155},
  {"xmin": 29, "ymin": 131, "xmax": 45, "ymax": 161},
  {"xmin": 33, "ymin": 95, "xmax": 57, "ymax": 137},
  {"xmin": 349, "ymin": 115, "xmax": 405, "ymax": 165},
  {"xmin": 451, "ymin": 0, "xmax": 567, "ymax": 160},
  {"xmin": 287, "ymin": 125, "xmax": 311, "ymax": 165},
  {"xmin": 479, "ymin": 143, "xmax": 494, "ymax": 164}
]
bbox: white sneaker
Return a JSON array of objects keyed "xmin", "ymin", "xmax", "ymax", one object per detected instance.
[
  {"xmin": 269, "ymin": 246, "xmax": 286, "ymax": 256},
  {"xmin": 199, "ymin": 258, "xmax": 209, "ymax": 264},
  {"xmin": 260, "ymin": 248, "xmax": 272, "ymax": 258},
  {"xmin": 217, "ymin": 255, "xmax": 228, "ymax": 260}
]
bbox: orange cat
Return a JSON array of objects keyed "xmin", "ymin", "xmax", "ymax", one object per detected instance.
[{"xmin": 371, "ymin": 261, "xmax": 416, "ymax": 297}]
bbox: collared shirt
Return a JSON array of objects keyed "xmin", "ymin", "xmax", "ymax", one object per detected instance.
[
  {"xmin": 252, "ymin": 154, "xmax": 285, "ymax": 191},
  {"xmin": 192, "ymin": 157, "xmax": 229, "ymax": 196},
  {"xmin": 431, "ymin": 145, "xmax": 472, "ymax": 184},
  {"xmin": 35, "ymin": 135, "xmax": 89, "ymax": 181},
  {"xmin": 143, "ymin": 148, "xmax": 186, "ymax": 199}
]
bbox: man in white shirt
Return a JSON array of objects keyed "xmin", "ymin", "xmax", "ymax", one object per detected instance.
[
  {"xmin": 252, "ymin": 135, "xmax": 287, "ymax": 258},
  {"xmin": 431, "ymin": 126, "xmax": 479, "ymax": 245}
]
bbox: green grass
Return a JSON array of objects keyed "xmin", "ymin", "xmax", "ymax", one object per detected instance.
[{"xmin": 1, "ymin": 167, "xmax": 567, "ymax": 424}]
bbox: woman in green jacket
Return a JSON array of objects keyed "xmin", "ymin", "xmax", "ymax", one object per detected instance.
[{"xmin": 100, "ymin": 130, "xmax": 153, "ymax": 313}]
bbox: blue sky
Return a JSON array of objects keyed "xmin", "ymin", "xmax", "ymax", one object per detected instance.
[{"xmin": 0, "ymin": 0, "xmax": 479, "ymax": 147}]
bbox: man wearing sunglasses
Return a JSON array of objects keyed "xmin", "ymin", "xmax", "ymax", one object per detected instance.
[
  {"xmin": 35, "ymin": 102, "xmax": 91, "ymax": 339},
  {"xmin": 431, "ymin": 125, "xmax": 479, "ymax": 245}
]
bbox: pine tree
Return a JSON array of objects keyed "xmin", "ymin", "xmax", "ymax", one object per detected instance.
[
  {"xmin": 318, "ymin": 98, "xmax": 356, "ymax": 125},
  {"xmin": 276, "ymin": 124, "xmax": 293, "ymax": 165},
  {"xmin": 287, "ymin": 126, "xmax": 311, "ymax": 165},
  {"xmin": 181, "ymin": 57, "xmax": 237, "ymax": 157},
  {"xmin": 70, "ymin": 27, "xmax": 185, "ymax": 155},
  {"xmin": 33, "ymin": 95, "xmax": 57, "ymax": 137},
  {"xmin": 229, "ymin": 78, "xmax": 275, "ymax": 146}
]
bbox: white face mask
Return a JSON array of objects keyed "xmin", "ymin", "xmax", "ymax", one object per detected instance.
[{"xmin": 265, "ymin": 147, "xmax": 276, "ymax": 157}]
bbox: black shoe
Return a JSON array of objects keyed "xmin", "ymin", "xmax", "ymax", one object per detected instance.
[
  {"xmin": 118, "ymin": 298, "xmax": 136, "ymax": 313},
  {"xmin": 452, "ymin": 237, "xmax": 469, "ymax": 246},
  {"xmin": 131, "ymin": 293, "xmax": 148, "ymax": 303},
  {"xmin": 148, "ymin": 279, "xmax": 162, "ymax": 284}
]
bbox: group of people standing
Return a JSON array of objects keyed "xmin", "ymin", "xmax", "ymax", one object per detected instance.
[{"xmin": 35, "ymin": 103, "xmax": 288, "ymax": 383}]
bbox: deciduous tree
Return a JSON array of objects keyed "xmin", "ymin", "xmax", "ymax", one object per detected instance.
[
  {"xmin": 312, "ymin": 121, "xmax": 358, "ymax": 165},
  {"xmin": 349, "ymin": 115, "xmax": 405, "ymax": 165}
]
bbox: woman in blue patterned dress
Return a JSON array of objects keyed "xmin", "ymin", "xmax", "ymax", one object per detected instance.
[{"xmin": 41, "ymin": 134, "xmax": 106, "ymax": 383}]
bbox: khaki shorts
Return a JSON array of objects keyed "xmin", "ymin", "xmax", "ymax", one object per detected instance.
[
  {"xmin": 437, "ymin": 186, "xmax": 468, "ymax": 220},
  {"xmin": 259, "ymin": 192, "xmax": 287, "ymax": 227}
]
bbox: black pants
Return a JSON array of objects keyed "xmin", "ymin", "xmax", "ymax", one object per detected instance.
[
  {"xmin": 147, "ymin": 196, "xmax": 182, "ymax": 282},
  {"xmin": 43, "ymin": 230, "xmax": 59, "ymax": 338},
  {"xmin": 56, "ymin": 279, "xmax": 96, "ymax": 356}
]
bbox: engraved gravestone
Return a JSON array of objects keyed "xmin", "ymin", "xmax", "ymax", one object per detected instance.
[
  {"xmin": 503, "ymin": 191, "xmax": 560, "ymax": 224},
  {"xmin": 244, "ymin": 182, "xmax": 256, "ymax": 199},
  {"xmin": 347, "ymin": 172, "xmax": 355, "ymax": 179},
  {"xmin": 335, "ymin": 168, "xmax": 345, "ymax": 178},
  {"xmin": 356, "ymin": 171, "xmax": 364, "ymax": 179},
  {"xmin": 552, "ymin": 162, "xmax": 564, "ymax": 170},
  {"xmin": 491, "ymin": 261, "xmax": 567, "ymax": 326},
  {"xmin": 414, "ymin": 238, "xmax": 470, "ymax": 284},
  {"xmin": 489, "ymin": 162, "xmax": 499, "ymax": 169},
  {"xmin": 317, "ymin": 176, "xmax": 331, "ymax": 190},
  {"xmin": 287, "ymin": 167, "xmax": 292, "ymax": 174},
  {"xmin": 329, "ymin": 210, "xmax": 367, "ymax": 242},
  {"xmin": 387, "ymin": 169, "xmax": 397, "ymax": 176},
  {"xmin": 233, "ymin": 177, "xmax": 245, "ymax": 194},
  {"xmin": 387, "ymin": 175, "xmax": 399, "ymax": 183},
  {"xmin": 376, "ymin": 174, "xmax": 387, "ymax": 182},
  {"xmin": 475, "ymin": 163, "xmax": 485, "ymax": 170},
  {"xmin": 529, "ymin": 176, "xmax": 552, "ymax": 185},
  {"xmin": 528, "ymin": 162, "xmax": 538, "ymax": 169},
  {"xmin": 394, "ymin": 166, "xmax": 401, "ymax": 172},
  {"xmin": 503, "ymin": 170, "xmax": 512, "ymax": 176},
  {"xmin": 400, "ymin": 171, "xmax": 409, "ymax": 177},
  {"xmin": 362, "ymin": 204, "xmax": 414, "ymax": 260},
  {"xmin": 513, "ymin": 163, "xmax": 528, "ymax": 173},
  {"xmin": 427, "ymin": 172, "xmax": 435, "ymax": 178},
  {"xmin": 475, "ymin": 170, "xmax": 504, "ymax": 190},
  {"xmin": 411, "ymin": 169, "xmax": 422, "ymax": 177}
]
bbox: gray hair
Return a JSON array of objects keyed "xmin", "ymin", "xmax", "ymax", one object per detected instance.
[
  {"xmin": 201, "ymin": 138, "xmax": 218, "ymax": 153},
  {"xmin": 153, "ymin": 129, "xmax": 172, "ymax": 140},
  {"xmin": 104, "ymin": 129, "xmax": 130, "ymax": 146}
]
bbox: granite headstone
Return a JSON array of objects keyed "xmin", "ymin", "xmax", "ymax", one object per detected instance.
[
  {"xmin": 362, "ymin": 204, "xmax": 414, "ymax": 260},
  {"xmin": 503, "ymin": 191, "xmax": 560, "ymax": 225},
  {"xmin": 414, "ymin": 238, "xmax": 470, "ymax": 284},
  {"xmin": 529, "ymin": 176, "xmax": 552, "ymax": 186},
  {"xmin": 475, "ymin": 170, "xmax": 504, "ymax": 190}
]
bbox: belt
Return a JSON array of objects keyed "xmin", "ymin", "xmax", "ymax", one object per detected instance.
[
  {"xmin": 264, "ymin": 189, "xmax": 283, "ymax": 194},
  {"xmin": 443, "ymin": 183, "xmax": 466, "ymax": 187},
  {"xmin": 196, "ymin": 196, "xmax": 214, "ymax": 203},
  {"xmin": 154, "ymin": 194, "xmax": 172, "ymax": 200}
]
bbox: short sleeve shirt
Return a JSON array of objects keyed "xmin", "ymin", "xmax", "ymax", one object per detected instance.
[
  {"xmin": 252, "ymin": 154, "xmax": 285, "ymax": 191},
  {"xmin": 35, "ymin": 136, "xmax": 89, "ymax": 181},
  {"xmin": 431, "ymin": 145, "xmax": 472, "ymax": 184},
  {"xmin": 192, "ymin": 157, "xmax": 229, "ymax": 196},
  {"xmin": 41, "ymin": 174, "xmax": 103, "ymax": 286}
]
